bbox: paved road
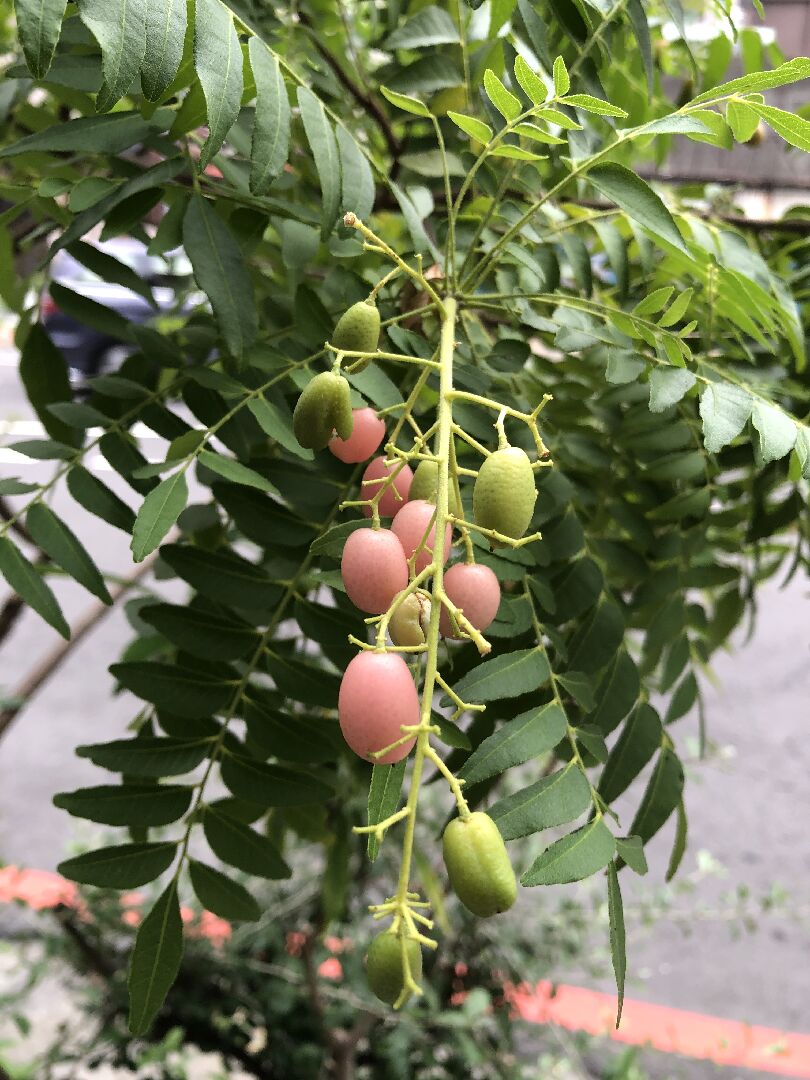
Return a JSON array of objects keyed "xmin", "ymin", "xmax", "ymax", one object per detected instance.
[{"xmin": 1, "ymin": 352, "xmax": 809, "ymax": 1075}]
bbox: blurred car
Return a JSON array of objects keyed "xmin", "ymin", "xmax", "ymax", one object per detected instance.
[{"xmin": 42, "ymin": 237, "xmax": 195, "ymax": 382}]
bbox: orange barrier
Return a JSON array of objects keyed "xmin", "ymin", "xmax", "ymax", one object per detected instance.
[{"xmin": 509, "ymin": 981, "xmax": 810, "ymax": 1078}]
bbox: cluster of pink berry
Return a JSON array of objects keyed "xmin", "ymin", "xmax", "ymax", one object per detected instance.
[{"xmin": 328, "ymin": 408, "xmax": 501, "ymax": 766}]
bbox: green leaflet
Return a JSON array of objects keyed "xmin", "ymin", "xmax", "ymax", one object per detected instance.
[
  {"xmin": 458, "ymin": 701, "xmax": 566, "ymax": 786},
  {"xmin": 598, "ymin": 704, "xmax": 662, "ymax": 804},
  {"xmin": 77, "ymin": 0, "xmax": 146, "ymax": 111},
  {"xmin": 128, "ymin": 882, "xmax": 184, "ymax": 1035},
  {"xmin": 131, "ymin": 471, "xmax": 188, "ymax": 562},
  {"xmin": 76, "ymin": 736, "xmax": 213, "ymax": 777},
  {"xmin": 110, "ymin": 661, "xmax": 234, "ymax": 717},
  {"xmin": 607, "ymin": 863, "xmax": 626, "ymax": 1026},
  {"xmin": 588, "ymin": 163, "xmax": 688, "ymax": 255},
  {"xmin": 248, "ymin": 41, "xmax": 290, "ymax": 195},
  {"xmin": 188, "ymin": 860, "xmax": 260, "ymax": 922},
  {"xmin": 0, "ymin": 537, "xmax": 69, "ymax": 639},
  {"xmin": 18, "ymin": 324, "xmax": 77, "ymax": 447},
  {"xmin": 489, "ymin": 764, "xmax": 591, "ymax": 841},
  {"xmin": 203, "ymin": 806, "xmax": 291, "ymax": 880},
  {"xmin": 449, "ymin": 648, "xmax": 551, "ymax": 705},
  {"xmin": 522, "ymin": 818, "xmax": 616, "ymax": 886},
  {"xmin": 183, "ymin": 196, "xmax": 258, "ymax": 361},
  {"xmin": 14, "ymin": 0, "xmax": 67, "ymax": 78},
  {"xmin": 26, "ymin": 503, "xmax": 112, "ymax": 604},
  {"xmin": 142, "ymin": 0, "xmax": 186, "ymax": 101},
  {"xmin": 194, "ymin": 0, "xmax": 243, "ymax": 169},
  {"xmin": 366, "ymin": 761, "xmax": 407, "ymax": 862},
  {"xmin": 298, "ymin": 86, "xmax": 341, "ymax": 238},
  {"xmin": 58, "ymin": 841, "xmax": 177, "ymax": 888},
  {"xmin": 54, "ymin": 784, "xmax": 193, "ymax": 827}
]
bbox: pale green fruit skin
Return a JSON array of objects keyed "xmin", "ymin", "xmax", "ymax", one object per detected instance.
[
  {"xmin": 293, "ymin": 371, "xmax": 353, "ymax": 451},
  {"xmin": 389, "ymin": 591, "xmax": 430, "ymax": 647},
  {"xmin": 442, "ymin": 812, "xmax": 517, "ymax": 918},
  {"xmin": 409, "ymin": 459, "xmax": 462, "ymax": 517},
  {"xmin": 332, "ymin": 300, "xmax": 381, "ymax": 373},
  {"xmin": 366, "ymin": 932, "xmax": 422, "ymax": 1005},
  {"xmin": 472, "ymin": 446, "xmax": 536, "ymax": 541}
]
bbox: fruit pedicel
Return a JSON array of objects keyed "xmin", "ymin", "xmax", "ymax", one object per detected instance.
[{"xmin": 291, "ymin": 213, "xmax": 553, "ymax": 1007}]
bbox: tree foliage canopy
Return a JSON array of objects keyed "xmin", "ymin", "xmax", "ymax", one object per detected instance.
[{"xmin": 1, "ymin": 0, "xmax": 809, "ymax": 1038}]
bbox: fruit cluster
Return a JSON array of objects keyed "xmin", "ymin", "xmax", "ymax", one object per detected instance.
[{"xmin": 290, "ymin": 217, "xmax": 551, "ymax": 1008}]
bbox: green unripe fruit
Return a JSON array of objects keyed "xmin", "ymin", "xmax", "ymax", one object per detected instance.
[
  {"xmin": 389, "ymin": 590, "xmax": 430, "ymax": 647},
  {"xmin": 332, "ymin": 300, "xmax": 381, "ymax": 373},
  {"xmin": 366, "ymin": 932, "xmax": 422, "ymax": 1006},
  {"xmin": 409, "ymin": 459, "xmax": 462, "ymax": 517},
  {"xmin": 472, "ymin": 446, "xmax": 536, "ymax": 542},
  {"xmin": 442, "ymin": 811, "xmax": 517, "ymax": 918},
  {"xmin": 293, "ymin": 371, "xmax": 353, "ymax": 451}
]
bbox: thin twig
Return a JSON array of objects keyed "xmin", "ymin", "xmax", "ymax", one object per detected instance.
[
  {"xmin": 297, "ymin": 11, "xmax": 404, "ymax": 169},
  {"xmin": 0, "ymin": 556, "xmax": 157, "ymax": 741}
]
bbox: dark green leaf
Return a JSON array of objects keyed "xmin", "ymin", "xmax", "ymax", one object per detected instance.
[
  {"xmin": 628, "ymin": 747, "xmax": 684, "ymax": 847},
  {"xmin": 459, "ymin": 701, "xmax": 565, "ymax": 786},
  {"xmin": 131, "ymin": 471, "xmax": 188, "ymax": 562},
  {"xmin": 522, "ymin": 818, "xmax": 615, "ymax": 886},
  {"xmin": 77, "ymin": 736, "xmax": 212, "ymax": 777},
  {"xmin": 489, "ymin": 764, "xmax": 591, "ymax": 841},
  {"xmin": 188, "ymin": 859, "xmax": 260, "ymax": 921},
  {"xmin": 14, "ymin": 0, "xmax": 67, "ymax": 78},
  {"xmin": 194, "ymin": 0, "xmax": 243, "ymax": 168},
  {"xmin": 607, "ymin": 862, "xmax": 626, "ymax": 1027},
  {"xmin": 221, "ymin": 752, "xmax": 333, "ymax": 806},
  {"xmin": 366, "ymin": 761, "xmax": 407, "ymax": 861},
  {"xmin": 386, "ymin": 6, "xmax": 459, "ymax": 49},
  {"xmin": 26, "ymin": 503, "xmax": 112, "ymax": 604},
  {"xmin": 128, "ymin": 882, "xmax": 183, "ymax": 1035},
  {"xmin": 598, "ymin": 704, "xmax": 662, "ymax": 804},
  {"xmin": 0, "ymin": 111, "xmax": 171, "ymax": 158},
  {"xmin": 0, "ymin": 537, "xmax": 69, "ymax": 638},
  {"xmin": 142, "ymin": 0, "xmax": 186, "ymax": 101},
  {"xmin": 78, "ymin": 0, "xmax": 146, "ymax": 111},
  {"xmin": 589, "ymin": 163, "xmax": 687, "ymax": 254},
  {"xmin": 298, "ymin": 86, "xmax": 341, "ymax": 238},
  {"xmin": 58, "ymin": 841, "xmax": 177, "ymax": 888},
  {"xmin": 54, "ymin": 784, "xmax": 193, "ymax": 826},
  {"xmin": 183, "ymin": 196, "xmax": 258, "ymax": 361},
  {"xmin": 203, "ymin": 806, "xmax": 291, "ymax": 879},
  {"xmin": 665, "ymin": 799, "xmax": 688, "ymax": 881},
  {"xmin": 67, "ymin": 466, "xmax": 136, "ymax": 533},
  {"xmin": 615, "ymin": 835, "xmax": 648, "ymax": 876},
  {"xmin": 248, "ymin": 40, "xmax": 290, "ymax": 195},
  {"xmin": 141, "ymin": 603, "xmax": 258, "ymax": 661},
  {"xmin": 18, "ymin": 324, "xmax": 77, "ymax": 447},
  {"xmin": 160, "ymin": 544, "xmax": 282, "ymax": 610},
  {"xmin": 336, "ymin": 126, "xmax": 375, "ymax": 221},
  {"xmin": 111, "ymin": 661, "xmax": 234, "ymax": 717},
  {"xmin": 197, "ymin": 450, "xmax": 279, "ymax": 494},
  {"xmin": 449, "ymin": 648, "xmax": 551, "ymax": 706}
]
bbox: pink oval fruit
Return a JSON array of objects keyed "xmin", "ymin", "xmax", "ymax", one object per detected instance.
[
  {"xmin": 329, "ymin": 408, "xmax": 386, "ymax": 464},
  {"xmin": 440, "ymin": 563, "xmax": 501, "ymax": 637},
  {"xmin": 361, "ymin": 457, "xmax": 413, "ymax": 519},
  {"xmin": 391, "ymin": 499, "xmax": 452, "ymax": 575},
  {"xmin": 338, "ymin": 651, "xmax": 419, "ymax": 764},
  {"xmin": 341, "ymin": 528, "xmax": 408, "ymax": 615}
]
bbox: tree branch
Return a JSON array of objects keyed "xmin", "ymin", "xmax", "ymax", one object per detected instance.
[
  {"xmin": 297, "ymin": 11, "xmax": 404, "ymax": 174},
  {"xmin": 0, "ymin": 556, "xmax": 157, "ymax": 742}
]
